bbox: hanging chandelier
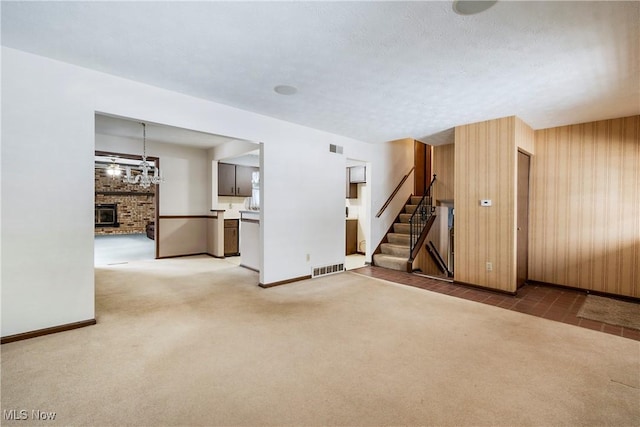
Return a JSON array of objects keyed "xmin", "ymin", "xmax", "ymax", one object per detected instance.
[
  {"xmin": 105, "ymin": 157, "xmax": 122, "ymax": 178},
  {"xmin": 123, "ymin": 122, "xmax": 164, "ymax": 188}
]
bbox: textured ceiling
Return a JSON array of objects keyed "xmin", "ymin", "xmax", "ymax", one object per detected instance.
[
  {"xmin": 3, "ymin": 1, "xmax": 639, "ymax": 144},
  {"xmin": 95, "ymin": 114, "xmax": 248, "ymax": 149}
]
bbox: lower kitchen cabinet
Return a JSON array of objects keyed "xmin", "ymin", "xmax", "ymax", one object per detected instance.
[
  {"xmin": 224, "ymin": 219, "xmax": 240, "ymax": 256},
  {"xmin": 346, "ymin": 219, "xmax": 358, "ymax": 255}
]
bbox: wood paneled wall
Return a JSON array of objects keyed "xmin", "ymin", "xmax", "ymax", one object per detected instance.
[
  {"xmin": 515, "ymin": 117, "xmax": 535, "ymax": 154},
  {"xmin": 529, "ymin": 115, "xmax": 640, "ymax": 297},
  {"xmin": 433, "ymin": 143, "xmax": 455, "ymax": 202},
  {"xmin": 455, "ymin": 117, "xmax": 517, "ymax": 292}
]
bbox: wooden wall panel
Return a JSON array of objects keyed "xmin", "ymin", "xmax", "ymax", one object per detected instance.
[
  {"xmin": 515, "ymin": 116, "xmax": 535, "ymax": 155},
  {"xmin": 433, "ymin": 143, "xmax": 455, "ymax": 202},
  {"xmin": 529, "ymin": 115, "xmax": 640, "ymax": 297},
  {"xmin": 454, "ymin": 117, "xmax": 517, "ymax": 292}
]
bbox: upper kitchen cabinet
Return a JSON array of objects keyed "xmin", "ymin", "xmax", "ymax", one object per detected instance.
[
  {"xmin": 235, "ymin": 165, "xmax": 257, "ymax": 197},
  {"xmin": 218, "ymin": 163, "xmax": 258, "ymax": 197},
  {"xmin": 349, "ymin": 165, "xmax": 366, "ymax": 183}
]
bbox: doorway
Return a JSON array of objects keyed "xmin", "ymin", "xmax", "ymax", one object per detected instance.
[
  {"xmin": 345, "ymin": 159, "xmax": 370, "ymax": 270},
  {"xmin": 517, "ymin": 151, "xmax": 531, "ymax": 288},
  {"xmin": 94, "ymin": 150, "xmax": 159, "ymax": 266}
]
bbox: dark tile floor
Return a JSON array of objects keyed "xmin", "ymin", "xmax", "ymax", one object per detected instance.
[{"xmin": 352, "ymin": 266, "xmax": 640, "ymax": 341}]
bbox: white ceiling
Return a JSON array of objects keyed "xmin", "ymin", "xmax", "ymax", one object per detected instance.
[
  {"xmin": 3, "ymin": 1, "xmax": 639, "ymax": 144},
  {"xmin": 95, "ymin": 114, "xmax": 248, "ymax": 149}
]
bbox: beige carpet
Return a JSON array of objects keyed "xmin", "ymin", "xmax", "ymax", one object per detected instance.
[
  {"xmin": 1, "ymin": 255, "xmax": 639, "ymax": 426},
  {"xmin": 577, "ymin": 295, "xmax": 640, "ymax": 330}
]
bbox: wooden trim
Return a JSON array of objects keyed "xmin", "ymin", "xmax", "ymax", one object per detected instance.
[
  {"xmin": 453, "ymin": 280, "xmax": 517, "ymax": 296},
  {"xmin": 241, "ymin": 218, "xmax": 260, "ymax": 224},
  {"xmin": 1, "ymin": 319, "xmax": 96, "ymax": 344},
  {"xmin": 240, "ymin": 264, "xmax": 260, "ymax": 273},
  {"xmin": 526, "ymin": 280, "xmax": 640, "ymax": 303},
  {"xmin": 159, "ymin": 215, "xmax": 213, "ymax": 219},
  {"xmin": 259, "ymin": 275, "xmax": 312, "ymax": 288},
  {"xmin": 375, "ymin": 167, "xmax": 415, "ymax": 218},
  {"xmin": 95, "ymin": 150, "xmax": 159, "ymax": 162},
  {"xmin": 156, "ymin": 252, "xmax": 210, "ymax": 259}
]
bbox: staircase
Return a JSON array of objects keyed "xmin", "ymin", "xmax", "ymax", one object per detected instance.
[{"xmin": 373, "ymin": 196, "xmax": 423, "ymax": 272}]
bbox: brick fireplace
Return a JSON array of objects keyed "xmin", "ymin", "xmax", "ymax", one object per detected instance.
[{"xmin": 94, "ymin": 168, "xmax": 156, "ymax": 235}]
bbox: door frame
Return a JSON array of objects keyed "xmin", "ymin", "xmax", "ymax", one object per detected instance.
[{"xmin": 516, "ymin": 150, "xmax": 531, "ymax": 288}]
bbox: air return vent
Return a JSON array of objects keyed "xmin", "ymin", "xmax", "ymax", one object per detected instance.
[
  {"xmin": 329, "ymin": 144, "xmax": 343, "ymax": 154},
  {"xmin": 312, "ymin": 263, "xmax": 345, "ymax": 278}
]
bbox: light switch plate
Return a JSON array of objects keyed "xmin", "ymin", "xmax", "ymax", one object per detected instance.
[{"xmin": 480, "ymin": 199, "xmax": 492, "ymax": 207}]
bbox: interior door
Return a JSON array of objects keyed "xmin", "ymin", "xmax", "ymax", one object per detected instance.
[{"xmin": 517, "ymin": 151, "xmax": 531, "ymax": 288}]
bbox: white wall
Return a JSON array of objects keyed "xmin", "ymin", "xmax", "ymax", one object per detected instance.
[
  {"xmin": 359, "ymin": 138, "xmax": 415, "ymax": 260},
  {"xmin": 1, "ymin": 47, "xmax": 412, "ymax": 336},
  {"xmin": 261, "ymin": 138, "xmax": 346, "ymax": 283},
  {"xmin": 217, "ymin": 196, "xmax": 247, "ymax": 220}
]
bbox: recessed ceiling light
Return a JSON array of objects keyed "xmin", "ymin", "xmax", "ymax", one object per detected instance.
[
  {"xmin": 274, "ymin": 85, "xmax": 298, "ymax": 95},
  {"xmin": 453, "ymin": 0, "xmax": 497, "ymax": 15}
]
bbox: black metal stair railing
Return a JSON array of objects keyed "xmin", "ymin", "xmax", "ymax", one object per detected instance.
[{"xmin": 409, "ymin": 175, "xmax": 437, "ymax": 255}]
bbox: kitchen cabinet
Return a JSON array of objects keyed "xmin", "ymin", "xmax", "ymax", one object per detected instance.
[
  {"xmin": 224, "ymin": 219, "xmax": 239, "ymax": 256},
  {"xmin": 218, "ymin": 163, "xmax": 237, "ymax": 196},
  {"xmin": 346, "ymin": 219, "xmax": 358, "ymax": 255},
  {"xmin": 346, "ymin": 169, "xmax": 358, "ymax": 199},
  {"xmin": 218, "ymin": 163, "xmax": 258, "ymax": 197},
  {"xmin": 349, "ymin": 165, "xmax": 366, "ymax": 184}
]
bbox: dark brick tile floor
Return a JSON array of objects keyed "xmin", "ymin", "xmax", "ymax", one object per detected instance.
[{"xmin": 352, "ymin": 266, "xmax": 640, "ymax": 341}]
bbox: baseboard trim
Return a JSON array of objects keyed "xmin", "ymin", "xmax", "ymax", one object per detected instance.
[
  {"xmin": 259, "ymin": 275, "xmax": 312, "ymax": 288},
  {"xmin": 453, "ymin": 280, "xmax": 517, "ymax": 296},
  {"xmin": 1, "ymin": 319, "xmax": 97, "ymax": 344},
  {"xmin": 157, "ymin": 252, "xmax": 209, "ymax": 259},
  {"xmin": 240, "ymin": 264, "xmax": 259, "ymax": 273},
  {"xmin": 527, "ymin": 280, "xmax": 640, "ymax": 303}
]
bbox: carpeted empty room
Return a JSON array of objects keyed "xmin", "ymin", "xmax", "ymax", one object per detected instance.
[{"xmin": 1, "ymin": 256, "xmax": 638, "ymax": 426}]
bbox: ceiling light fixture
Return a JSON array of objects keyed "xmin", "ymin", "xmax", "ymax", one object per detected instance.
[
  {"xmin": 105, "ymin": 157, "xmax": 122, "ymax": 178},
  {"xmin": 452, "ymin": 0, "xmax": 497, "ymax": 15},
  {"xmin": 123, "ymin": 122, "xmax": 164, "ymax": 188},
  {"xmin": 274, "ymin": 85, "xmax": 298, "ymax": 95}
]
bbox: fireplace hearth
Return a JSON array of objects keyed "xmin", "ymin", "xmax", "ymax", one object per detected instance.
[{"xmin": 95, "ymin": 204, "xmax": 120, "ymax": 228}]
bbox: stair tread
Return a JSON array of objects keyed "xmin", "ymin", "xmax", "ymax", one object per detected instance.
[
  {"xmin": 393, "ymin": 223, "xmax": 410, "ymax": 234},
  {"xmin": 374, "ymin": 254, "xmax": 407, "ymax": 261},
  {"xmin": 381, "ymin": 242, "xmax": 409, "ymax": 248},
  {"xmin": 399, "ymin": 213, "xmax": 413, "ymax": 223},
  {"xmin": 388, "ymin": 233, "xmax": 410, "ymax": 240}
]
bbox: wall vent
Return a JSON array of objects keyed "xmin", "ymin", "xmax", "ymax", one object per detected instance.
[
  {"xmin": 329, "ymin": 144, "xmax": 343, "ymax": 154},
  {"xmin": 312, "ymin": 263, "xmax": 345, "ymax": 278}
]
